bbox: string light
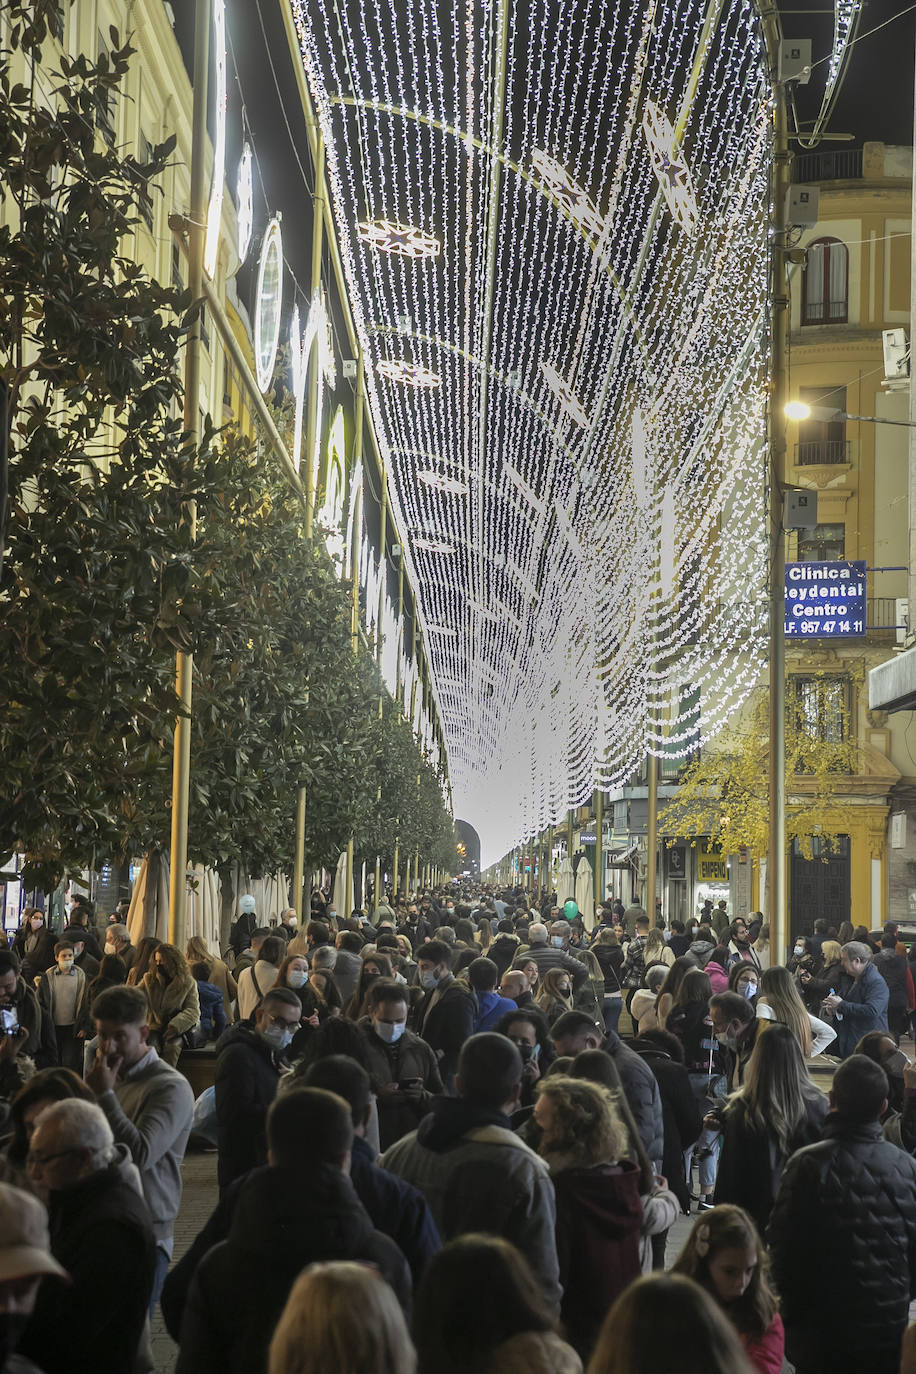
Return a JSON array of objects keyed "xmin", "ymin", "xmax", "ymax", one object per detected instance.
[
  {"xmin": 236, "ymin": 143, "xmax": 254, "ymax": 264},
  {"xmin": 290, "ymin": 0, "xmax": 770, "ymax": 863},
  {"xmin": 204, "ymin": 0, "xmax": 228, "ymax": 279},
  {"xmin": 254, "ymin": 217, "xmax": 283, "ymax": 392}
]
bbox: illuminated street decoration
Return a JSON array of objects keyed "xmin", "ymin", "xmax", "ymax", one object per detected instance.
[
  {"xmin": 204, "ymin": 0, "xmax": 227, "ymax": 278},
  {"xmin": 290, "ymin": 0, "xmax": 769, "ymax": 862},
  {"xmin": 358, "ymin": 219, "xmax": 440, "ymax": 258},
  {"xmin": 318, "ymin": 406, "xmax": 347, "ymax": 564},
  {"xmin": 289, "ymin": 293, "xmax": 337, "ymax": 484},
  {"xmin": 376, "ymin": 359, "xmax": 441, "ymax": 388},
  {"xmin": 254, "ymin": 218, "xmax": 283, "ymax": 393},
  {"xmin": 236, "ymin": 144, "xmax": 254, "ymax": 265},
  {"xmin": 642, "ymin": 100, "xmax": 698, "ymax": 238}
]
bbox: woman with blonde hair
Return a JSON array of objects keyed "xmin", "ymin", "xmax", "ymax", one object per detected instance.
[
  {"xmin": 643, "ymin": 927, "xmax": 674, "ymax": 968},
  {"xmin": 756, "ymin": 964, "xmax": 835, "ymax": 1057},
  {"xmin": 139, "ymin": 942, "xmax": 200, "ymax": 1066},
  {"xmin": 268, "ymin": 1261, "xmax": 415, "ymax": 1374},
  {"xmin": 186, "ymin": 934, "xmax": 237, "ymax": 1022},
  {"xmin": 534, "ymin": 1075, "xmax": 644, "ymax": 1358},
  {"xmin": 476, "ymin": 917, "xmax": 493, "ymax": 951},
  {"xmin": 535, "ymin": 967, "xmax": 575, "ymax": 1026},
  {"xmin": 587, "ymin": 1272, "xmax": 755, "ymax": 1374},
  {"xmin": 712, "ymin": 1024, "xmax": 827, "ymax": 1232}
]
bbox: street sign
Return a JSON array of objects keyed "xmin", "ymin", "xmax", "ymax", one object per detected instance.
[{"xmin": 785, "ymin": 560, "xmax": 866, "ymax": 638}]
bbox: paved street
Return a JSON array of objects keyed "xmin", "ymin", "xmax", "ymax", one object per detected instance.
[{"xmin": 151, "ymin": 1149, "xmax": 219, "ymax": 1374}]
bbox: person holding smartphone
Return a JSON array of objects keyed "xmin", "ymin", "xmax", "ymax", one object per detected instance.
[{"xmin": 359, "ymin": 980, "xmax": 443, "ymax": 1151}]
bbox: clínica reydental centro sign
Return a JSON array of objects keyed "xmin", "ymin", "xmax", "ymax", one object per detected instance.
[{"xmin": 784, "ymin": 561, "xmax": 867, "ymax": 638}]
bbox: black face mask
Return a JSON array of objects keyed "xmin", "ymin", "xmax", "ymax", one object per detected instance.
[{"xmin": 0, "ymin": 1312, "xmax": 28, "ymax": 1363}]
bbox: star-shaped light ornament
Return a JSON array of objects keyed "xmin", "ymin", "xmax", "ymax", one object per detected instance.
[
  {"xmin": 540, "ymin": 361, "xmax": 588, "ymax": 428},
  {"xmin": 413, "ymin": 536, "xmax": 456, "ymax": 553},
  {"xmin": 642, "ymin": 101, "xmax": 699, "ymax": 237},
  {"xmin": 531, "ymin": 151, "xmax": 605, "ymax": 242},
  {"xmin": 418, "ymin": 471, "xmax": 469, "ymax": 496},
  {"xmin": 358, "ymin": 219, "xmax": 440, "ymax": 259},
  {"xmin": 376, "ymin": 359, "xmax": 441, "ymax": 388}
]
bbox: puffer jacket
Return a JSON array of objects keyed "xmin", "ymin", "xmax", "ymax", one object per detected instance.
[
  {"xmin": 768, "ymin": 1115, "xmax": 916, "ymax": 1374},
  {"xmin": 381, "ymin": 1097, "xmax": 561, "ymax": 1312},
  {"xmin": 605, "ymin": 1031, "xmax": 664, "ymax": 1170}
]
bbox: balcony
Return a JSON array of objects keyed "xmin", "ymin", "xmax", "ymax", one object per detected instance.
[
  {"xmin": 794, "ymin": 439, "xmax": 852, "ymax": 466},
  {"xmin": 793, "ymin": 149, "xmax": 863, "ymax": 182},
  {"xmin": 867, "ymin": 598, "xmax": 907, "ymax": 636}
]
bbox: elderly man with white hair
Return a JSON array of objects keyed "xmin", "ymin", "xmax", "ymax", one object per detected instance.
[
  {"xmin": 19, "ymin": 1099, "xmax": 156, "ymax": 1374},
  {"xmin": 823, "ymin": 940, "xmax": 890, "ymax": 1058},
  {"xmin": 519, "ymin": 921, "xmax": 587, "ymax": 991}
]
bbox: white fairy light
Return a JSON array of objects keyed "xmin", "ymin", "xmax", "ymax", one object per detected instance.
[
  {"xmin": 290, "ymin": 0, "xmax": 770, "ymax": 863},
  {"xmin": 358, "ymin": 220, "xmax": 440, "ymax": 258},
  {"xmin": 236, "ymin": 144, "xmax": 254, "ymax": 265},
  {"xmin": 204, "ymin": 0, "xmax": 227, "ymax": 279},
  {"xmin": 254, "ymin": 217, "xmax": 283, "ymax": 393}
]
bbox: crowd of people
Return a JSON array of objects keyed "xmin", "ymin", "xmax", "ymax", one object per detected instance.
[{"xmin": 2, "ymin": 884, "xmax": 916, "ymax": 1373}]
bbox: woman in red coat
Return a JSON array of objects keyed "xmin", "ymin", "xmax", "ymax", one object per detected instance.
[{"xmin": 534, "ymin": 1075, "xmax": 643, "ymax": 1360}]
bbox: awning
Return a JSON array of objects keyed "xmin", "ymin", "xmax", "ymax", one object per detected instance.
[
  {"xmin": 870, "ymin": 645, "xmax": 916, "ymax": 714},
  {"xmin": 606, "ymin": 842, "xmax": 639, "ymax": 868}
]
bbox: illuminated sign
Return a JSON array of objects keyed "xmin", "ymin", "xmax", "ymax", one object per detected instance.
[
  {"xmin": 254, "ymin": 218, "xmax": 283, "ymax": 392},
  {"xmin": 698, "ymin": 845, "xmax": 728, "ymax": 883},
  {"xmin": 785, "ymin": 560, "xmax": 866, "ymax": 638}
]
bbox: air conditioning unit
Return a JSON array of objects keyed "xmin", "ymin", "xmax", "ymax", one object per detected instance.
[
  {"xmin": 896, "ymin": 598, "xmax": 909, "ymax": 646},
  {"xmin": 883, "ymin": 328, "xmax": 910, "ymax": 382}
]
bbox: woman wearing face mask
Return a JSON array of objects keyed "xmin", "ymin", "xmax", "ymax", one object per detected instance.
[
  {"xmin": 535, "ymin": 968, "xmax": 575, "ymax": 1027},
  {"xmin": 727, "ymin": 962, "xmax": 759, "ymax": 1005},
  {"xmin": 277, "ymin": 954, "xmax": 322, "ymax": 1035},
  {"xmin": 796, "ymin": 938, "xmax": 846, "ymax": 1014},
  {"xmin": 139, "ymin": 942, "xmax": 201, "ymax": 1067},
  {"xmin": 711, "ymin": 1026, "xmax": 827, "ymax": 1235},
  {"xmin": 345, "ymin": 954, "xmax": 394, "ymax": 1019},
  {"xmin": 12, "ymin": 909, "xmax": 57, "ymax": 980}
]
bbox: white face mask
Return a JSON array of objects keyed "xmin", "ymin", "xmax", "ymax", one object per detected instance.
[
  {"xmin": 30, "ymin": 918, "xmax": 43, "ymax": 931},
  {"xmin": 374, "ymin": 1020, "xmax": 406, "ymax": 1044},
  {"xmin": 551, "ymin": 936, "xmax": 564, "ymax": 949},
  {"xmin": 286, "ymin": 917, "xmax": 298, "ymax": 929},
  {"xmin": 58, "ymin": 958, "xmax": 74, "ymax": 972},
  {"xmin": 261, "ymin": 1023, "xmax": 294, "ymax": 1053},
  {"xmin": 419, "ymin": 969, "xmax": 438, "ymax": 990},
  {"xmin": 794, "ymin": 945, "xmax": 804, "ymax": 956},
  {"xmin": 104, "ymin": 941, "xmax": 116, "ymax": 956},
  {"xmin": 716, "ymin": 1029, "xmax": 739, "ymax": 1051},
  {"xmin": 287, "ymin": 970, "xmax": 308, "ymax": 989},
  {"xmin": 742, "ymin": 982, "xmax": 757, "ymax": 999}
]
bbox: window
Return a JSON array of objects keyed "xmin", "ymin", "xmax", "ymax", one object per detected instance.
[
  {"xmin": 802, "ymin": 237, "xmax": 848, "ymax": 325},
  {"xmin": 797, "ymin": 523, "xmax": 846, "ymax": 560},
  {"xmin": 138, "ymin": 132, "xmax": 154, "ymax": 231},
  {"xmin": 96, "ymin": 33, "xmax": 115, "ymax": 145},
  {"xmin": 171, "ymin": 243, "xmax": 184, "ymax": 292},
  {"xmin": 791, "ymin": 675, "xmax": 849, "ymax": 745},
  {"xmin": 796, "ymin": 385, "xmax": 849, "ymax": 465}
]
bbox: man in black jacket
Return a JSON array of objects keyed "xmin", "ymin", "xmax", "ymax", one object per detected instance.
[
  {"xmin": 18, "ymin": 1099, "xmax": 155, "ymax": 1374},
  {"xmin": 213, "ymin": 987, "xmax": 301, "ymax": 1192},
  {"xmin": 768, "ymin": 1054, "xmax": 916, "ymax": 1374},
  {"xmin": 175, "ymin": 1089, "xmax": 410, "ymax": 1374},
  {"xmin": 414, "ymin": 941, "xmax": 477, "ymax": 1093}
]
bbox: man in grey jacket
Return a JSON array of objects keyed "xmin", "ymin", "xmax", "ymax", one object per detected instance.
[
  {"xmin": 381, "ymin": 1032, "xmax": 562, "ymax": 1312},
  {"xmin": 86, "ymin": 983, "xmax": 194, "ymax": 1309}
]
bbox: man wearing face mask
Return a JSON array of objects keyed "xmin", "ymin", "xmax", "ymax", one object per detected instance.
[
  {"xmin": 0, "ymin": 951, "xmax": 54, "ymax": 1078},
  {"xmin": 359, "ymin": 981, "xmax": 443, "ymax": 1150},
  {"xmin": 37, "ymin": 941, "xmax": 87, "ymax": 1071},
  {"xmin": 521, "ymin": 922, "xmax": 588, "ymax": 991},
  {"xmin": 708, "ymin": 991, "xmax": 760, "ymax": 1089},
  {"xmin": 414, "ymin": 941, "xmax": 477, "ymax": 1094},
  {"xmin": 213, "ymin": 987, "xmax": 302, "ymax": 1194},
  {"xmin": 102, "ymin": 922, "xmax": 135, "ymax": 974},
  {"xmin": 276, "ymin": 908, "xmax": 299, "ymax": 942}
]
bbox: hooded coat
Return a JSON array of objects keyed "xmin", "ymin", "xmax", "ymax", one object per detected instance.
[
  {"xmin": 175, "ymin": 1165, "xmax": 411, "ymax": 1374},
  {"xmin": 545, "ymin": 1154, "xmax": 642, "ymax": 1357},
  {"xmin": 381, "ymin": 1097, "xmax": 562, "ymax": 1312},
  {"xmin": 214, "ymin": 1022, "xmax": 284, "ymax": 1191}
]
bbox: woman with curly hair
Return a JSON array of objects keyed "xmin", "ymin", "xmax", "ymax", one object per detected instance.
[
  {"xmin": 672, "ymin": 1204, "xmax": 784, "ymax": 1374},
  {"xmin": 139, "ymin": 942, "xmax": 200, "ymax": 1066},
  {"xmin": 534, "ymin": 1075, "xmax": 644, "ymax": 1358}
]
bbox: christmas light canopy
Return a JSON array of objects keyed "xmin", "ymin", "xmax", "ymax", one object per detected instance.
[{"xmin": 290, "ymin": 0, "xmax": 771, "ymax": 864}]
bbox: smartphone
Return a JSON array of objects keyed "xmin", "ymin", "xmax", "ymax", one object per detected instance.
[{"xmin": 0, "ymin": 1006, "xmax": 19, "ymax": 1034}]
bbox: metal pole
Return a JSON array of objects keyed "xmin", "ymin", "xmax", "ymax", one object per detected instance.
[
  {"xmin": 304, "ymin": 131, "xmax": 325, "ymax": 539},
  {"xmin": 759, "ymin": 0, "xmax": 790, "ymax": 962},
  {"xmin": 292, "ymin": 127, "xmax": 327, "ymax": 914},
  {"xmin": 345, "ymin": 355, "xmax": 364, "ymax": 921},
  {"xmin": 167, "ymin": 0, "xmax": 208, "ymax": 946},
  {"xmin": 595, "ymin": 790, "xmax": 604, "ymax": 907},
  {"xmin": 647, "ymin": 757, "xmax": 658, "ymax": 923}
]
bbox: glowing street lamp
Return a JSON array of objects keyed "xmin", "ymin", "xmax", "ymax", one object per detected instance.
[{"xmin": 785, "ymin": 400, "xmax": 916, "ymax": 428}]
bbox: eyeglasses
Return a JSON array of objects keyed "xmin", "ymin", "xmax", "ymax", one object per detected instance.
[
  {"xmin": 266, "ymin": 1012, "xmax": 300, "ymax": 1031},
  {"xmin": 26, "ymin": 1147, "xmax": 82, "ymax": 1170}
]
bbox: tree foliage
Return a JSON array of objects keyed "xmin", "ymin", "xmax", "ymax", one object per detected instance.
[
  {"xmin": 656, "ymin": 686, "xmax": 861, "ymax": 859},
  {"xmin": 0, "ymin": 4, "xmax": 455, "ymax": 890}
]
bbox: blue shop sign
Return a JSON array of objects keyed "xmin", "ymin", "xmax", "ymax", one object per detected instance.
[{"xmin": 785, "ymin": 560, "xmax": 866, "ymax": 638}]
